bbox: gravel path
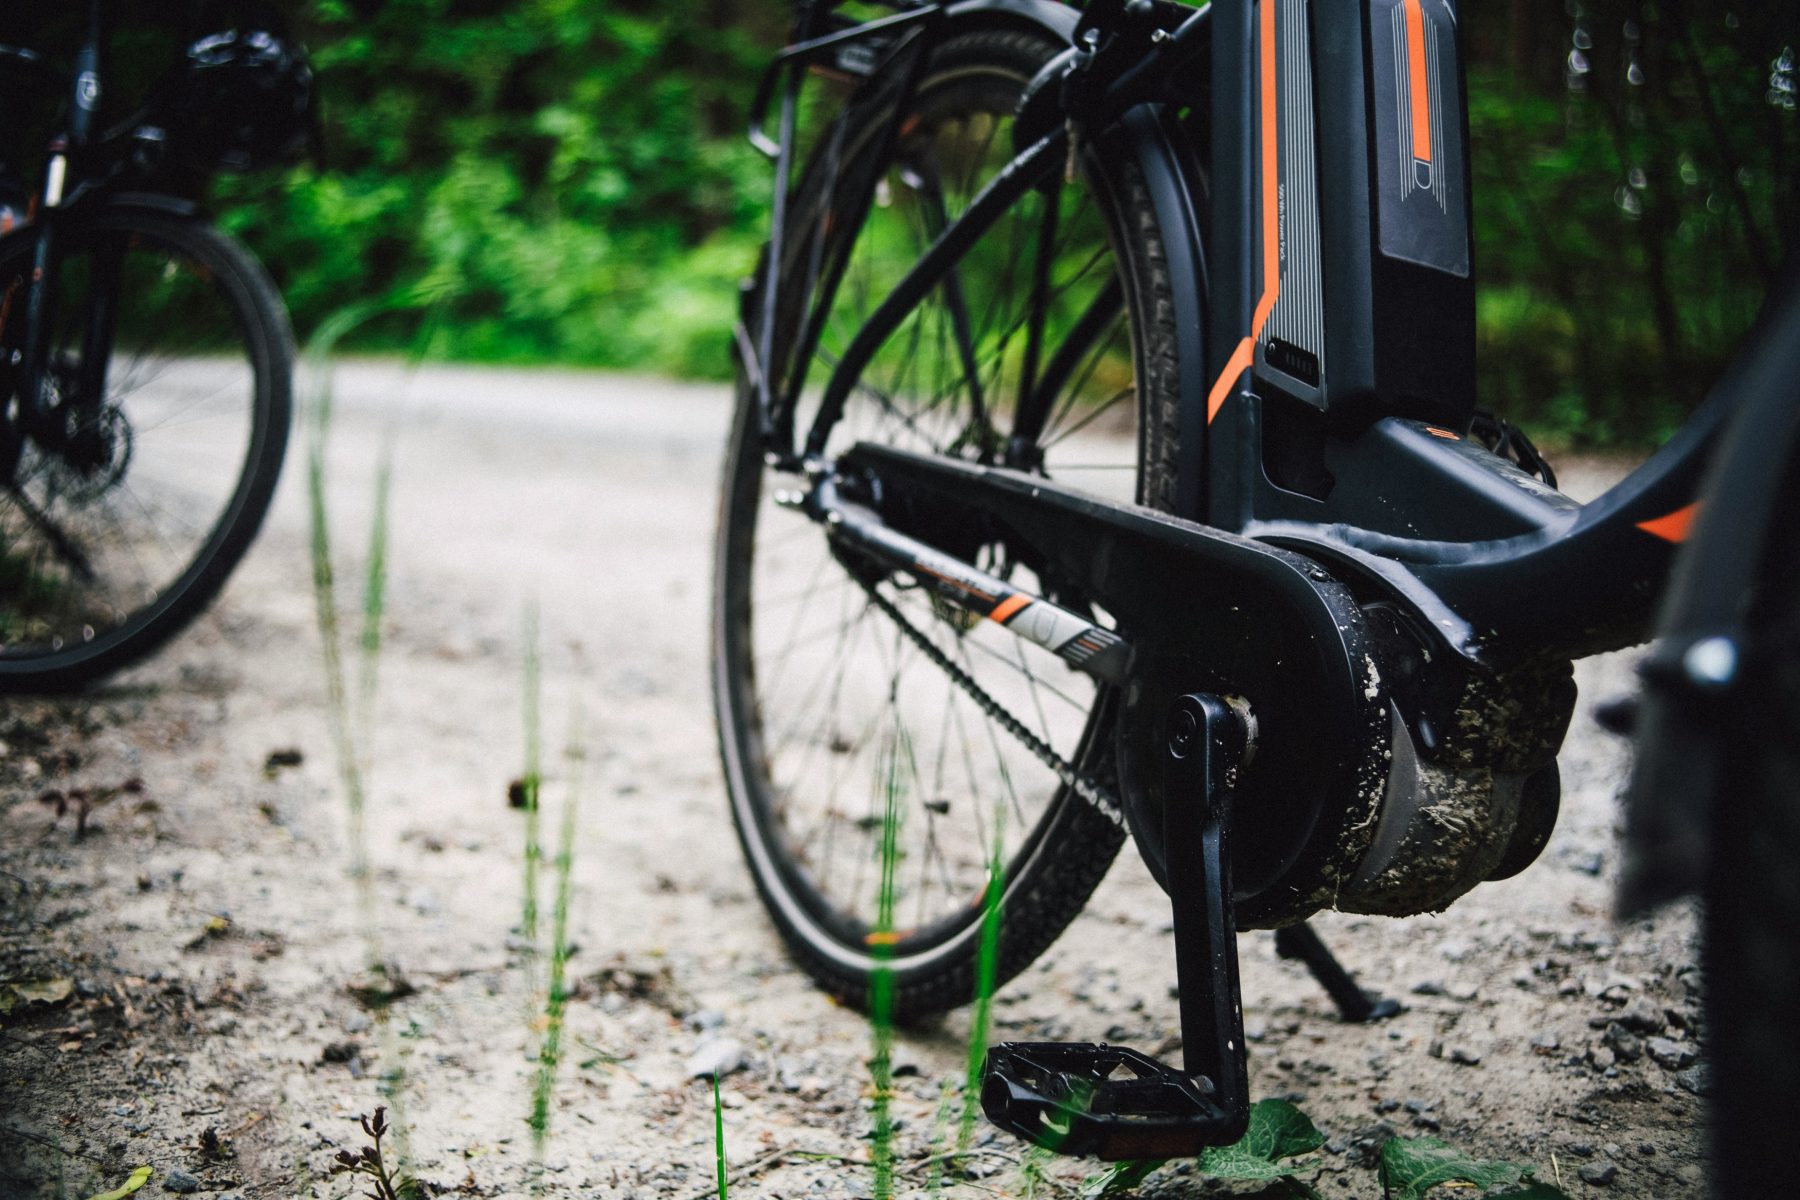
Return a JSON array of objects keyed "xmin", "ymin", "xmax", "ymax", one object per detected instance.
[{"xmin": 1, "ymin": 365, "xmax": 1704, "ymax": 1199}]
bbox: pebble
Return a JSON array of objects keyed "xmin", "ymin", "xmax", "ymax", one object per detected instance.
[
  {"xmin": 687, "ymin": 1009, "xmax": 726, "ymax": 1032},
  {"xmin": 1530, "ymin": 1033, "xmax": 1560, "ymax": 1052},
  {"xmin": 1675, "ymin": 1064, "xmax": 1710, "ymax": 1095},
  {"xmin": 319, "ymin": 1041, "xmax": 360, "ymax": 1064},
  {"xmin": 1589, "ymin": 1045, "xmax": 1617, "ymax": 1070},
  {"xmin": 1613, "ymin": 1004, "xmax": 1666, "ymax": 1034},
  {"xmin": 1411, "ymin": 980, "xmax": 1446, "ymax": 996},
  {"xmin": 1646, "ymin": 1037, "xmax": 1696, "ymax": 1070},
  {"xmin": 1448, "ymin": 1046, "xmax": 1482, "ymax": 1066},
  {"xmin": 164, "ymin": 1170, "xmax": 202, "ymax": 1193},
  {"xmin": 1602, "ymin": 1023, "xmax": 1643, "ymax": 1062},
  {"xmin": 686, "ymin": 1037, "xmax": 746, "ymax": 1079},
  {"xmin": 1446, "ymin": 981, "xmax": 1479, "ymax": 1002},
  {"xmin": 1569, "ymin": 852, "xmax": 1605, "ymax": 876},
  {"xmin": 1579, "ymin": 1160, "xmax": 1620, "ymax": 1185}
]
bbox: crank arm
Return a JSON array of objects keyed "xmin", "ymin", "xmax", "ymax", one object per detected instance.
[
  {"xmin": 982, "ymin": 692, "xmax": 1252, "ymax": 1158},
  {"xmin": 787, "ymin": 472, "xmax": 1131, "ymax": 685}
]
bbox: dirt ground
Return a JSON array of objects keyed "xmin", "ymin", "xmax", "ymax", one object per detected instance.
[{"xmin": 1, "ymin": 364, "xmax": 1707, "ymax": 1199}]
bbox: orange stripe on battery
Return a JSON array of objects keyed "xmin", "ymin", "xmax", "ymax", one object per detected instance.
[
  {"xmin": 1206, "ymin": 0, "xmax": 1282, "ymax": 424},
  {"xmin": 987, "ymin": 593, "xmax": 1031, "ymax": 625},
  {"xmin": 1403, "ymin": 0, "xmax": 1433, "ymax": 164},
  {"xmin": 1636, "ymin": 502, "xmax": 1698, "ymax": 544}
]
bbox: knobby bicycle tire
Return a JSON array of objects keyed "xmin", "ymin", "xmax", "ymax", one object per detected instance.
[
  {"xmin": 713, "ymin": 26, "xmax": 1190, "ymax": 1019},
  {"xmin": 0, "ymin": 206, "xmax": 293, "ymax": 691},
  {"xmin": 1703, "ymin": 449, "xmax": 1800, "ymax": 1198}
]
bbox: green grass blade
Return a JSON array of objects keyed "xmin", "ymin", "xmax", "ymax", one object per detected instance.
[
  {"xmin": 959, "ymin": 791, "xmax": 1009, "ymax": 1155},
  {"xmin": 713, "ymin": 1073, "xmax": 730, "ymax": 1200},
  {"xmin": 301, "ymin": 303, "xmax": 414, "ymax": 1175},
  {"xmin": 869, "ymin": 728, "xmax": 906, "ymax": 1200},
  {"xmin": 519, "ymin": 601, "xmax": 543, "ymax": 957},
  {"xmin": 529, "ymin": 700, "xmax": 584, "ymax": 1180},
  {"xmin": 356, "ymin": 449, "xmax": 393, "ymax": 729}
]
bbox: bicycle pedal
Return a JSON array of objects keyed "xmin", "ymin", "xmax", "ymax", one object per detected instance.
[{"xmin": 980, "ymin": 1042, "xmax": 1237, "ymax": 1160}]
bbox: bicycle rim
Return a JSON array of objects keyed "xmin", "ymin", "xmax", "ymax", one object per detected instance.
[
  {"xmin": 0, "ymin": 215, "xmax": 278, "ymax": 679},
  {"xmin": 718, "ymin": 30, "xmax": 1147, "ymax": 990}
]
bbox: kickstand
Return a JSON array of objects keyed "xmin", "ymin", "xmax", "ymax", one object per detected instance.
[{"xmin": 1273, "ymin": 922, "xmax": 1402, "ymax": 1023}]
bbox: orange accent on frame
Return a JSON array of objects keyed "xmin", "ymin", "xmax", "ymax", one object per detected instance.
[
  {"xmin": 1403, "ymin": 0, "xmax": 1433, "ymax": 163},
  {"xmin": 987, "ymin": 593, "xmax": 1031, "ymax": 625},
  {"xmin": 911, "ymin": 562, "xmax": 995, "ymax": 605},
  {"xmin": 1206, "ymin": 0, "xmax": 1283, "ymax": 424},
  {"xmin": 1207, "ymin": 338, "xmax": 1256, "ymax": 422},
  {"xmin": 864, "ymin": 930, "xmax": 901, "ymax": 946},
  {"xmin": 1636, "ymin": 502, "xmax": 1699, "ymax": 544},
  {"xmin": 1424, "ymin": 426, "xmax": 1460, "ymax": 440}
]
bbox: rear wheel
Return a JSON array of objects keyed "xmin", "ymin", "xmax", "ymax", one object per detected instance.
[
  {"xmin": 0, "ymin": 208, "xmax": 292, "ymax": 691},
  {"xmin": 713, "ymin": 28, "xmax": 1183, "ymax": 1018}
]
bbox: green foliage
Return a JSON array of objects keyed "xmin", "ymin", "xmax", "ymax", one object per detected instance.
[
  {"xmin": 194, "ymin": 1, "xmax": 1800, "ymax": 443},
  {"xmin": 1463, "ymin": 2, "xmax": 1798, "ymax": 445},
  {"xmin": 214, "ymin": 0, "xmax": 784, "ymax": 377},
  {"xmin": 1376, "ymin": 1136, "xmax": 1571, "ymax": 1200},
  {"xmin": 1200, "ymin": 1099, "xmax": 1326, "ymax": 1182},
  {"xmin": 1079, "ymin": 1159, "xmax": 1163, "ymax": 1198}
]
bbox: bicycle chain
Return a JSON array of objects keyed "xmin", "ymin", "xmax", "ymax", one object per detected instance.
[{"xmin": 854, "ymin": 573, "xmax": 1129, "ymax": 830}]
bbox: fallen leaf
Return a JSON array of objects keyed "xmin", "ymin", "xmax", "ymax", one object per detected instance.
[
  {"xmin": 7, "ymin": 978, "xmax": 75, "ymax": 1006},
  {"xmin": 1378, "ymin": 1137, "xmax": 1553, "ymax": 1200},
  {"xmin": 1199, "ymin": 1099, "xmax": 1326, "ymax": 1182},
  {"xmin": 1081, "ymin": 1159, "xmax": 1164, "ymax": 1197},
  {"xmin": 83, "ymin": 1165, "xmax": 152, "ymax": 1200}
]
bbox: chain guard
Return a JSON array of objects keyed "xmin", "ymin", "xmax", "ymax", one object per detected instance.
[
  {"xmin": 844, "ymin": 443, "xmax": 1575, "ymax": 929},
  {"xmin": 1114, "ymin": 585, "xmax": 1393, "ymax": 930}
]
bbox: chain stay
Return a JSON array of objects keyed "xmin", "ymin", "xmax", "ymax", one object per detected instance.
[{"xmin": 856, "ymin": 574, "xmax": 1128, "ymax": 829}]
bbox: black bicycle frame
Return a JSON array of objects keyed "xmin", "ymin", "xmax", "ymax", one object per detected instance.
[
  {"xmin": 9, "ymin": 0, "xmax": 122, "ymax": 442},
  {"xmin": 746, "ymin": 0, "xmax": 1743, "ymax": 674}
]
